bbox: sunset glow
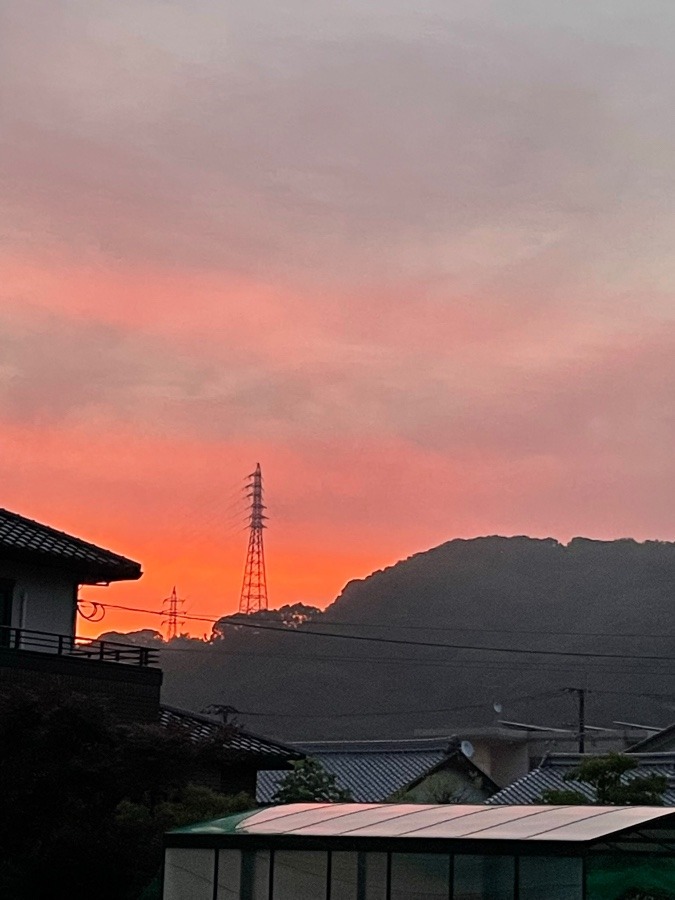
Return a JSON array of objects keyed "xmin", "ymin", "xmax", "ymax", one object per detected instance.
[{"xmin": 4, "ymin": 1, "xmax": 675, "ymax": 637}]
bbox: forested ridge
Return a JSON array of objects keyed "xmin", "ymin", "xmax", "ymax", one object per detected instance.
[{"xmin": 115, "ymin": 537, "xmax": 675, "ymax": 740}]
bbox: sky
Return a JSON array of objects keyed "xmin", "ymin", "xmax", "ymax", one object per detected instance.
[{"xmin": 3, "ymin": 0, "xmax": 675, "ymax": 638}]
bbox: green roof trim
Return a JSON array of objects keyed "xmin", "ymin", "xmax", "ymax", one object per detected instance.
[{"xmin": 171, "ymin": 810, "xmax": 258, "ymax": 835}]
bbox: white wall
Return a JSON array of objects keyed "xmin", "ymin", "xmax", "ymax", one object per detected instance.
[
  {"xmin": 0, "ymin": 561, "xmax": 77, "ymax": 637},
  {"xmin": 472, "ymin": 739, "xmax": 530, "ymax": 787}
]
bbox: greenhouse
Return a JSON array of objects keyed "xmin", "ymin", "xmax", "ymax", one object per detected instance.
[{"xmin": 163, "ymin": 802, "xmax": 675, "ymax": 899}]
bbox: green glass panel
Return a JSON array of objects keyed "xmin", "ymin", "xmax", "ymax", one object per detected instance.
[
  {"xmin": 217, "ymin": 850, "xmax": 241, "ymax": 900},
  {"xmin": 273, "ymin": 851, "xmax": 328, "ymax": 899},
  {"xmin": 330, "ymin": 851, "xmax": 358, "ymax": 900},
  {"xmin": 364, "ymin": 852, "xmax": 387, "ymax": 900},
  {"xmin": 586, "ymin": 854, "xmax": 675, "ymax": 899},
  {"xmin": 519, "ymin": 856, "xmax": 582, "ymax": 900},
  {"xmin": 164, "ymin": 848, "xmax": 214, "ymax": 900},
  {"xmin": 454, "ymin": 855, "xmax": 515, "ymax": 900},
  {"xmin": 390, "ymin": 853, "xmax": 449, "ymax": 899}
]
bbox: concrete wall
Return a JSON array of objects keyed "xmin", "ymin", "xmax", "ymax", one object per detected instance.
[
  {"xmin": 472, "ymin": 739, "xmax": 530, "ymax": 788},
  {"xmin": 0, "ymin": 560, "xmax": 77, "ymax": 636}
]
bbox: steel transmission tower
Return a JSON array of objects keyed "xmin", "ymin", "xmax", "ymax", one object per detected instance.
[
  {"xmin": 162, "ymin": 586, "xmax": 184, "ymax": 640},
  {"xmin": 238, "ymin": 463, "xmax": 269, "ymax": 614}
]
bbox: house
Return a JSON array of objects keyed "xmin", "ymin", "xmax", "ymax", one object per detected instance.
[
  {"xmin": 160, "ymin": 705, "xmax": 304, "ymax": 796},
  {"xmin": 256, "ymin": 737, "xmax": 498, "ymax": 804},
  {"xmin": 629, "ymin": 722, "xmax": 675, "ymax": 752},
  {"xmin": 162, "ymin": 801, "xmax": 675, "ymax": 899},
  {"xmin": 487, "ymin": 752, "xmax": 675, "ymax": 805},
  {"xmin": 415, "ymin": 724, "xmax": 651, "ymax": 787},
  {"xmin": 0, "ymin": 506, "xmax": 161, "ymax": 721}
]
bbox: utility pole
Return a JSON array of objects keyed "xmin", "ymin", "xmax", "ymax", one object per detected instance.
[
  {"xmin": 566, "ymin": 687, "xmax": 587, "ymax": 753},
  {"xmin": 238, "ymin": 463, "xmax": 269, "ymax": 614},
  {"xmin": 161, "ymin": 586, "xmax": 184, "ymax": 641}
]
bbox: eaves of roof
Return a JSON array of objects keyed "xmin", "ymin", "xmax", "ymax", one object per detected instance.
[
  {"xmin": 0, "ymin": 507, "xmax": 142, "ymax": 583},
  {"xmin": 629, "ymin": 723, "xmax": 675, "ymax": 752},
  {"xmin": 159, "ymin": 705, "xmax": 303, "ymax": 768}
]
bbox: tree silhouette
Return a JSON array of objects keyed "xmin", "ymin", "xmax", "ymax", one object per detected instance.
[
  {"xmin": 541, "ymin": 753, "xmax": 667, "ymax": 806},
  {"xmin": 272, "ymin": 758, "xmax": 353, "ymax": 804}
]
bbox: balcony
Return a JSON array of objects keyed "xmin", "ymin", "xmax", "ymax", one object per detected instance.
[
  {"xmin": 0, "ymin": 626, "xmax": 162, "ymax": 722},
  {"xmin": 0, "ymin": 626, "xmax": 159, "ymax": 667}
]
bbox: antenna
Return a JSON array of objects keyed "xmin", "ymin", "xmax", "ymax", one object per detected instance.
[
  {"xmin": 613, "ymin": 721, "xmax": 660, "ymax": 733},
  {"xmin": 161, "ymin": 586, "xmax": 185, "ymax": 641},
  {"xmin": 460, "ymin": 740, "xmax": 475, "ymax": 758},
  {"xmin": 238, "ymin": 463, "xmax": 269, "ymax": 614}
]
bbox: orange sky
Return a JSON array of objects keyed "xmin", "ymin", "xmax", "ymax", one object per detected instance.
[{"xmin": 3, "ymin": 1, "xmax": 675, "ymax": 638}]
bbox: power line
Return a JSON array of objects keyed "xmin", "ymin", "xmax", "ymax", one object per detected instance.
[
  {"xmin": 149, "ymin": 643, "xmax": 674, "ymax": 678},
  {"xmin": 206, "ymin": 688, "xmax": 672, "ymax": 721},
  {"xmin": 91, "ymin": 601, "xmax": 675, "ymax": 661},
  {"xmin": 233, "ymin": 690, "xmax": 562, "ymax": 720},
  {"xmin": 278, "ymin": 621, "xmax": 675, "ymax": 641},
  {"xmin": 208, "ymin": 619, "xmax": 675, "ymax": 661},
  {"xmin": 92, "ymin": 601, "xmax": 673, "ymax": 641}
]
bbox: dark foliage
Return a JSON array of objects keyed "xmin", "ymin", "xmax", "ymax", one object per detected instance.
[
  {"xmin": 541, "ymin": 753, "xmax": 668, "ymax": 806},
  {"xmin": 157, "ymin": 537, "xmax": 675, "ymax": 740},
  {"xmin": 271, "ymin": 758, "xmax": 353, "ymax": 803},
  {"xmin": 212, "ymin": 602, "xmax": 321, "ymax": 638},
  {"xmin": 0, "ymin": 687, "xmax": 253, "ymax": 900}
]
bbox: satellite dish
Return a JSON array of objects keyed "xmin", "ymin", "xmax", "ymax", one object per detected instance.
[
  {"xmin": 493, "ymin": 701, "xmax": 503, "ymax": 714},
  {"xmin": 460, "ymin": 740, "xmax": 475, "ymax": 758}
]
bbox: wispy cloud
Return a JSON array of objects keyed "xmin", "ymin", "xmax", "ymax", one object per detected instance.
[{"xmin": 2, "ymin": 0, "xmax": 675, "ymax": 625}]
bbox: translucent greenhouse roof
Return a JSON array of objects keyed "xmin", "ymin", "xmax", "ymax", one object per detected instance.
[{"xmin": 175, "ymin": 802, "xmax": 675, "ymax": 843}]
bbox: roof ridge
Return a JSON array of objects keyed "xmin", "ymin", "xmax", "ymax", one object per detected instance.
[
  {"xmin": 0, "ymin": 507, "xmax": 141, "ymax": 582},
  {"xmin": 159, "ymin": 705, "xmax": 301, "ymax": 756},
  {"xmin": 0, "ymin": 507, "xmax": 137, "ymax": 565}
]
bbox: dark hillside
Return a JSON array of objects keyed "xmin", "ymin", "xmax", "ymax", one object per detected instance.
[{"xmin": 158, "ymin": 537, "xmax": 675, "ymax": 741}]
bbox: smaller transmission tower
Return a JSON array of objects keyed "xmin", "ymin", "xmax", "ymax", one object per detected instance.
[
  {"xmin": 162, "ymin": 586, "xmax": 185, "ymax": 641},
  {"xmin": 238, "ymin": 463, "xmax": 269, "ymax": 614}
]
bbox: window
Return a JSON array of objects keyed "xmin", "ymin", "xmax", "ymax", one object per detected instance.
[
  {"xmin": 0, "ymin": 580, "xmax": 13, "ymax": 647},
  {"xmin": 241, "ymin": 850, "xmax": 270, "ymax": 900},
  {"xmin": 390, "ymin": 853, "xmax": 450, "ymax": 899},
  {"xmin": 217, "ymin": 850, "xmax": 242, "ymax": 899},
  {"xmin": 331, "ymin": 851, "xmax": 358, "ymax": 900},
  {"xmin": 363, "ymin": 852, "xmax": 387, "ymax": 900},
  {"xmin": 331, "ymin": 852, "xmax": 388, "ymax": 900},
  {"xmin": 454, "ymin": 854, "xmax": 515, "ymax": 900},
  {"xmin": 164, "ymin": 849, "xmax": 214, "ymax": 900},
  {"xmin": 519, "ymin": 856, "xmax": 582, "ymax": 899},
  {"xmin": 273, "ymin": 851, "xmax": 328, "ymax": 899}
]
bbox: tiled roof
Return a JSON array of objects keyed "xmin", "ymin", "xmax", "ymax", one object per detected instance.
[
  {"xmin": 488, "ymin": 752, "xmax": 675, "ymax": 806},
  {"xmin": 159, "ymin": 706, "xmax": 303, "ymax": 767},
  {"xmin": 0, "ymin": 508, "xmax": 141, "ymax": 583},
  {"xmin": 257, "ymin": 738, "xmax": 453, "ymax": 803}
]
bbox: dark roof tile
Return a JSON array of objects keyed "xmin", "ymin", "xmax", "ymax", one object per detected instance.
[
  {"xmin": 257, "ymin": 739, "xmax": 452, "ymax": 803},
  {"xmin": 488, "ymin": 752, "xmax": 675, "ymax": 806},
  {"xmin": 0, "ymin": 508, "xmax": 141, "ymax": 582},
  {"xmin": 159, "ymin": 705, "xmax": 303, "ymax": 767}
]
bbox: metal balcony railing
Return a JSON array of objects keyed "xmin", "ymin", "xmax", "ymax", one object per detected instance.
[{"xmin": 0, "ymin": 626, "xmax": 159, "ymax": 667}]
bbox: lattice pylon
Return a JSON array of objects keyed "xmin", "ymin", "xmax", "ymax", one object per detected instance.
[
  {"xmin": 238, "ymin": 463, "xmax": 269, "ymax": 614},
  {"xmin": 161, "ymin": 586, "xmax": 184, "ymax": 640}
]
